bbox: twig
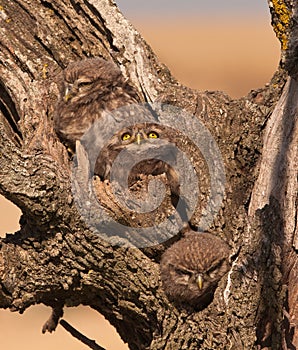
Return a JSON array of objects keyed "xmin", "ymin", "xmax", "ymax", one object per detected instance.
[{"xmin": 60, "ymin": 319, "xmax": 106, "ymax": 350}]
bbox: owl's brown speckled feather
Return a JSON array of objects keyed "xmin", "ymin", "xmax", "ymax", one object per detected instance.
[
  {"xmin": 95, "ymin": 122, "xmax": 192, "ymax": 223},
  {"xmin": 160, "ymin": 231, "xmax": 230, "ymax": 308},
  {"xmin": 54, "ymin": 57, "xmax": 139, "ymax": 150}
]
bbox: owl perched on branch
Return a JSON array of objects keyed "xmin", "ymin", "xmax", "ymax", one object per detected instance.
[
  {"xmin": 160, "ymin": 232, "xmax": 230, "ymax": 309},
  {"xmin": 54, "ymin": 57, "xmax": 140, "ymax": 150}
]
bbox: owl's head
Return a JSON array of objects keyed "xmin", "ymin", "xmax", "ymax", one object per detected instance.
[
  {"xmin": 54, "ymin": 58, "xmax": 141, "ymax": 150},
  {"xmin": 94, "ymin": 122, "xmax": 178, "ymax": 181},
  {"xmin": 59, "ymin": 58, "xmax": 123, "ymax": 103},
  {"xmin": 160, "ymin": 232, "xmax": 230, "ymax": 308}
]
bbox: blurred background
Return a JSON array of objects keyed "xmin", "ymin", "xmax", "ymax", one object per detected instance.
[{"xmin": 0, "ymin": 1, "xmax": 279, "ymax": 349}]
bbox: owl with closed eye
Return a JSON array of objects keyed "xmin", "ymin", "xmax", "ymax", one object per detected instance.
[
  {"xmin": 54, "ymin": 57, "xmax": 140, "ymax": 150},
  {"xmin": 160, "ymin": 231, "xmax": 230, "ymax": 308}
]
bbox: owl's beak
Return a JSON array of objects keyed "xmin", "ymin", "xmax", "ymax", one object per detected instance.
[
  {"xmin": 64, "ymin": 87, "xmax": 71, "ymax": 102},
  {"xmin": 197, "ymin": 274, "xmax": 203, "ymax": 290},
  {"xmin": 136, "ymin": 132, "xmax": 142, "ymax": 145}
]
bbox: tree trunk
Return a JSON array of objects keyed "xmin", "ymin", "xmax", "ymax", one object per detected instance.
[{"xmin": 0, "ymin": 0, "xmax": 297, "ymax": 349}]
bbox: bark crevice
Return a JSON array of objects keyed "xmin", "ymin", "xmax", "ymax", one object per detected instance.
[{"xmin": 0, "ymin": 0, "xmax": 297, "ymax": 349}]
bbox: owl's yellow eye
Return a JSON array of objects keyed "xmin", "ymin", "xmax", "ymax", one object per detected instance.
[
  {"xmin": 148, "ymin": 131, "xmax": 159, "ymax": 139},
  {"xmin": 121, "ymin": 132, "xmax": 131, "ymax": 141}
]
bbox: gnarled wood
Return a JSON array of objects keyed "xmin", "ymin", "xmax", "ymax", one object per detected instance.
[{"xmin": 0, "ymin": 0, "xmax": 297, "ymax": 349}]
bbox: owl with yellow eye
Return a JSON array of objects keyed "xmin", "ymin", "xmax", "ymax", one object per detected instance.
[{"xmin": 94, "ymin": 122, "xmax": 188, "ymax": 222}]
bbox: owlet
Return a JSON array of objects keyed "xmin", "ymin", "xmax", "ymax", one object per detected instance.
[{"xmin": 160, "ymin": 231, "xmax": 230, "ymax": 308}]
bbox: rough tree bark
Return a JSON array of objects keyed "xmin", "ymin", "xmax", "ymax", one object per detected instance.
[{"xmin": 0, "ymin": 0, "xmax": 297, "ymax": 349}]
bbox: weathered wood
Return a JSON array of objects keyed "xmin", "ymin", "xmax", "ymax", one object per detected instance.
[{"xmin": 0, "ymin": 0, "xmax": 297, "ymax": 349}]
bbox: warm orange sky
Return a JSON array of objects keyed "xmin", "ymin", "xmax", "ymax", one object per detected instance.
[
  {"xmin": 136, "ymin": 18, "xmax": 280, "ymax": 98},
  {"xmin": 0, "ymin": 15, "xmax": 280, "ymax": 350}
]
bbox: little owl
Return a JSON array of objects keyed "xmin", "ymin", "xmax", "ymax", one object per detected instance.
[
  {"xmin": 160, "ymin": 231, "xmax": 230, "ymax": 308},
  {"xmin": 54, "ymin": 57, "xmax": 140, "ymax": 150}
]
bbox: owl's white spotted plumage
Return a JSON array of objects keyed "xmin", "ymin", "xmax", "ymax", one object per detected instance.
[{"xmin": 160, "ymin": 232, "xmax": 230, "ymax": 308}]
